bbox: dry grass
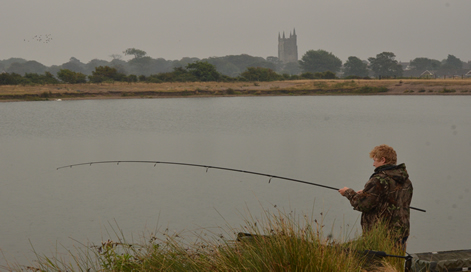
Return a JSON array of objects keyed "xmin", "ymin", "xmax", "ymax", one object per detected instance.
[
  {"xmin": 0, "ymin": 81, "xmax": 296, "ymax": 96},
  {"xmin": 4, "ymin": 210, "xmax": 406, "ymax": 272},
  {"xmin": 1, "ymin": 78, "xmax": 471, "ymax": 101}
]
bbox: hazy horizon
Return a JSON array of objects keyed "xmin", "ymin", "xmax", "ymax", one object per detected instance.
[{"xmin": 2, "ymin": 0, "xmax": 471, "ymax": 66}]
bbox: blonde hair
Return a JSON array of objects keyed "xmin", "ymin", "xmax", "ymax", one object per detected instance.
[{"xmin": 369, "ymin": 144, "xmax": 397, "ymax": 165}]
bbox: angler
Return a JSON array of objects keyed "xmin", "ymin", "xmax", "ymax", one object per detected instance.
[{"xmin": 339, "ymin": 145, "xmax": 414, "ymax": 248}]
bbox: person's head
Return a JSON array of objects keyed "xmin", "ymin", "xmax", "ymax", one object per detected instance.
[{"xmin": 369, "ymin": 144, "xmax": 397, "ymax": 167}]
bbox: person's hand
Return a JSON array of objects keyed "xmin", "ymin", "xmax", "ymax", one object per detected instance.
[
  {"xmin": 357, "ymin": 190, "xmax": 363, "ymax": 194},
  {"xmin": 338, "ymin": 187, "xmax": 350, "ymax": 196}
]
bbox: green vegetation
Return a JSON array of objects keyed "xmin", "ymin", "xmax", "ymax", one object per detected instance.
[
  {"xmin": 2, "ymin": 47, "xmax": 470, "ymax": 84},
  {"xmin": 333, "ymin": 80, "xmax": 357, "ymax": 89},
  {"xmin": 2, "ymin": 48, "xmax": 471, "ymax": 88},
  {"xmin": 440, "ymin": 88, "xmax": 456, "ymax": 93},
  {"xmin": 123, "ymin": 48, "xmax": 147, "ymax": 59},
  {"xmin": 344, "ymin": 56, "xmax": 369, "ymax": 78},
  {"xmin": 8, "ymin": 211, "xmax": 405, "ymax": 272},
  {"xmin": 409, "ymin": 57, "xmax": 441, "ymax": 71},
  {"xmin": 441, "ymin": 54, "xmax": 463, "ymax": 70},
  {"xmin": 299, "ymin": 49, "xmax": 342, "ymax": 74},
  {"xmin": 187, "ymin": 61, "xmax": 221, "ymax": 82},
  {"xmin": 57, "ymin": 69, "xmax": 87, "ymax": 84},
  {"xmin": 313, "ymin": 81, "xmax": 329, "ymax": 89},
  {"xmin": 368, "ymin": 52, "xmax": 403, "ymax": 78},
  {"xmin": 88, "ymin": 66, "xmax": 127, "ymax": 83},
  {"xmin": 240, "ymin": 67, "xmax": 281, "ymax": 81},
  {"xmin": 351, "ymin": 86, "xmax": 388, "ymax": 94},
  {"xmin": 0, "ymin": 71, "xmax": 60, "ymax": 85},
  {"xmin": 0, "ymin": 62, "xmax": 332, "ymax": 87},
  {"xmin": 309, "ymin": 82, "xmax": 387, "ymax": 94},
  {"xmin": 300, "ymin": 71, "xmax": 337, "ymax": 79}
]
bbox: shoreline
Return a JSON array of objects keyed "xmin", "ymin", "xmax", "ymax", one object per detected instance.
[{"xmin": 1, "ymin": 78, "xmax": 470, "ymax": 102}]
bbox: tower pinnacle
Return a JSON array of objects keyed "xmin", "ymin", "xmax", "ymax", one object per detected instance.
[{"xmin": 278, "ymin": 29, "xmax": 298, "ymax": 64}]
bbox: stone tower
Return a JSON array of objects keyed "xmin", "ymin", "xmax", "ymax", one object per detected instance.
[{"xmin": 278, "ymin": 29, "xmax": 298, "ymax": 63}]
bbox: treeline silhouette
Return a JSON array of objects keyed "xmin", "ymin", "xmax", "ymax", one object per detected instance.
[
  {"xmin": 0, "ymin": 59, "xmax": 337, "ymax": 86},
  {"xmin": 1, "ymin": 50, "xmax": 469, "ymax": 85},
  {"xmin": 0, "ymin": 53, "xmax": 297, "ymax": 80}
]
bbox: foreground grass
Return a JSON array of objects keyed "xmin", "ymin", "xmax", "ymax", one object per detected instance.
[{"xmin": 6, "ymin": 211, "xmax": 406, "ymax": 271}]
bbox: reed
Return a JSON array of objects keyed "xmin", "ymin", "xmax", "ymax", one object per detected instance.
[{"xmin": 6, "ymin": 210, "xmax": 406, "ymax": 272}]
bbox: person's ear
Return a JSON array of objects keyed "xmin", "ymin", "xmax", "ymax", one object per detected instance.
[{"xmin": 381, "ymin": 157, "xmax": 386, "ymax": 163}]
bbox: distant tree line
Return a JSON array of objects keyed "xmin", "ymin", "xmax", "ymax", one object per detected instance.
[
  {"xmin": 299, "ymin": 50, "xmax": 469, "ymax": 78},
  {"xmin": 1, "ymin": 48, "xmax": 469, "ymax": 85},
  {"xmin": 0, "ymin": 62, "xmax": 338, "ymax": 85}
]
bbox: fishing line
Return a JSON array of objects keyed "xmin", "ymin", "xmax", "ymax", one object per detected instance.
[{"xmin": 57, "ymin": 160, "xmax": 426, "ymax": 213}]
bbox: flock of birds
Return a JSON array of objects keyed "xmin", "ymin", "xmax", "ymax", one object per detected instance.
[{"xmin": 23, "ymin": 34, "xmax": 53, "ymax": 43}]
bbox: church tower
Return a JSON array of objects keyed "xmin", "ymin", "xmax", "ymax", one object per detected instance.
[{"xmin": 278, "ymin": 29, "xmax": 298, "ymax": 63}]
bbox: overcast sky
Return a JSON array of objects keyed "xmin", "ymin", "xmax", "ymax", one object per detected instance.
[{"xmin": 1, "ymin": 0, "xmax": 470, "ymax": 66}]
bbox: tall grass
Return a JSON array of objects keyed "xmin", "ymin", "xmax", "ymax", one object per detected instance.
[{"xmin": 6, "ymin": 210, "xmax": 406, "ymax": 272}]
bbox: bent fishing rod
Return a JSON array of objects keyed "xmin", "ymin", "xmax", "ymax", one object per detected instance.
[{"xmin": 56, "ymin": 160, "xmax": 426, "ymax": 213}]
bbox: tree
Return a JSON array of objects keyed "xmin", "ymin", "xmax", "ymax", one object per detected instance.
[
  {"xmin": 123, "ymin": 48, "xmax": 147, "ymax": 59},
  {"xmin": 88, "ymin": 66, "xmax": 126, "ymax": 83},
  {"xmin": 57, "ymin": 69, "xmax": 87, "ymax": 84},
  {"xmin": 113, "ymin": 54, "xmax": 173, "ymax": 76},
  {"xmin": 207, "ymin": 54, "xmax": 272, "ymax": 75},
  {"xmin": 319, "ymin": 71, "xmax": 336, "ymax": 79},
  {"xmin": 42, "ymin": 71, "xmax": 60, "ymax": 84},
  {"xmin": 281, "ymin": 62, "xmax": 302, "ymax": 75},
  {"xmin": 126, "ymin": 74, "xmax": 138, "ymax": 83},
  {"xmin": 0, "ymin": 58, "xmax": 27, "ymax": 71},
  {"xmin": 204, "ymin": 56, "xmax": 246, "ymax": 77},
  {"xmin": 61, "ymin": 57, "xmax": 86, "ymax": 74},
  {"xmin": 299, "ymin": 50, "xmax": 342, "ymax": 74},
  {"xmin": 247, "ymin": 60, "xmax": 276, "ymax": 71},
  {"xmin": 409, "ymin": 57, "xmax": 441, "ymax": 71},
  {"xmin": 186, "ymin": 61, "xmax": 220, "ymax": 81},
  {"xmin": 300, "ymin": 72, "xmax": 316, "ymax": 79},
  {"xmin": 109, "ymin": 54, "xmax": 123, "ymax": 60},
  {"xmin": 6, "ymin": 61, "xmax": 48, "ymax": 75},
  {"xmin": 173, "ymin": 57, "xmax": 200, "ymax": 68},
  {"xmin": 24, "ymin": 72, "xmax": 60, "ymax": 84},
  {"xmin": 218, "ymin": 62, "xmax": 240, "ymax": 77},
  {"xmin": 85, "ymin": 59, "xmax": 112, "ymax": 75},
  {"xmin": 240, "ymin": 67, "xmax": 281, "ymax": 81},
  {"xmin": 442, "ymin": 54, "xmax": 463, "ymax": 70},
  {"xmin": 0, "ymin": 73, "xmax": 23, "ymax": 85},
  {"xmin": 266, "ymin": 56, "xmax": 284, "ymax": 72},
  {"xmin": 343, "ymin": 56, "xmax": 369, "ymax": 77},
  {"xmin": 109, "ymin": 58, "xmax": 128, "ymax": 75},
  {"xmin": 368, "ymin": 52, "xmax": 403, "ymax": 77}
]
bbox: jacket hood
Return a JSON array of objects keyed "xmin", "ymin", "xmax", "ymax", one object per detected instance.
[{"xmin": 372, "ymin": 163, "xmax": 409, "ymax": 184}]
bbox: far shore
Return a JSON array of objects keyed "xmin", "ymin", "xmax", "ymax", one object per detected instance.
[{"xmin": 1, "ymin": 78, "xmax": 471, "ymax": 102}]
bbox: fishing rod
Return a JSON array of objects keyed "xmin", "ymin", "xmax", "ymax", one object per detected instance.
[{"xmin": 56, "ymin": 160, "xmax": 426, "ymax": 213}]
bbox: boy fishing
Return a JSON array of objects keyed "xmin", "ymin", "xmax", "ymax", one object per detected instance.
[{"xmin": 339, "ymin": 145, "xmax": 413, "ymax": 245}]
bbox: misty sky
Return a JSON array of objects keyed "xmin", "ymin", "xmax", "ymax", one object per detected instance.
[{"xmin": 1, "ymin": 0, "xmax": 470, "ymax": 66}]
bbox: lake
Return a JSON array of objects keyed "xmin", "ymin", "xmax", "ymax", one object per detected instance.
[{"xmin": 1, "ymin": 95, "xmax": 470, "ymax": 266}]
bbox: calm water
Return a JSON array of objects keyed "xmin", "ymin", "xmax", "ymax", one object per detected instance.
[{"xmin": 1, "ymin": 96, "xmax": 470, "ymax": 266}]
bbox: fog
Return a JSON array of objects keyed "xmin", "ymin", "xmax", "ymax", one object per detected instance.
[{"xmin": 1, "ymin": 0, "xmax": 470, "ymax": 66}]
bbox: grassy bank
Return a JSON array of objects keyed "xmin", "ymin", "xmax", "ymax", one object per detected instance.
[
  {"xmin": 5, "ymin": 211, "xmax": 407, "ymax": 271},
  {"xmin": 1, "ymin": 78, "xmax": 471, "ymax": 101}
]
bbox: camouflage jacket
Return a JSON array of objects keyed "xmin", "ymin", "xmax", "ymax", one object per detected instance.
[{"xmin": 344, "ymin": 163, "xmax": 413, "ymax": 239}]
